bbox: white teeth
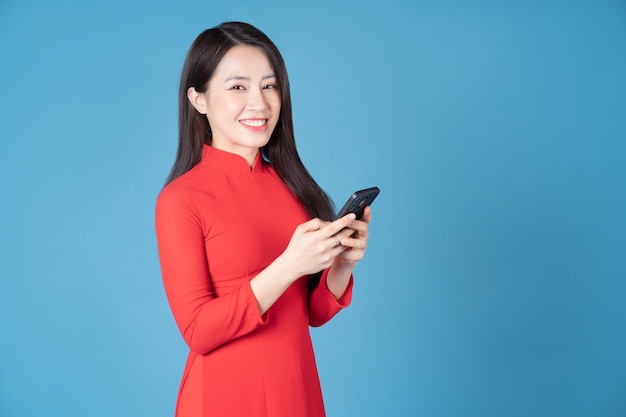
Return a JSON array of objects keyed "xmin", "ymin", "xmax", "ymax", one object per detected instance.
[{"xmin": 241, "ymin": 119, "xmax": 266, "ymax": 127}]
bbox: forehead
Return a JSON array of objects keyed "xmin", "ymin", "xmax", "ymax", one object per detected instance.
[{"xmin": 213, "ymin": 45, "xmax": 274, "ymax": 79}]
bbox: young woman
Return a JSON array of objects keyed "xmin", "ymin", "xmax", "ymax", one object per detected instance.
[{"xmin": 155, "ymin": 21, "xmax": 372, "ymax": 417}]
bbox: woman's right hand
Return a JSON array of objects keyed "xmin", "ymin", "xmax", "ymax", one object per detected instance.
[
  {"xmin": 249, "ymin": 214, "xmax": 357, "ymax": 315},
  {"xmin": 279, "ymin": 214, "xmax": 357, "ymax": 279}
]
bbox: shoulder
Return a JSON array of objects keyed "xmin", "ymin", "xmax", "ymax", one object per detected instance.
[{"xmin": 155, "ymin": 165, "xmax": 214, "ymax": 220}]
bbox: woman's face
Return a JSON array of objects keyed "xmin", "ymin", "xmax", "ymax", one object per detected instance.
[{"xmin": 189, "ymin": 45, "xmax": 281, "ymax": 165}]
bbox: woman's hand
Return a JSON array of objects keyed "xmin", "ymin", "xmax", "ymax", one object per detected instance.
[
  {"xmin": 250, "ymin": 213, "xmax": 359, "ymax": 315},
  {"xmin": 335, "ymin": 206, "xmax": 372, "ymax": 265},
  {"xmin": 279, "ymin": 214, "xmax": 357, "ymax": 279},
  {"xmin": 324, "ymin": 207, "xmax": 372, "ymax": 298}
]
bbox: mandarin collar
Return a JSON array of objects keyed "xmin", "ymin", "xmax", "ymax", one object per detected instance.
[{"xmin": 200, "ymin": 145, "xmax": 265, "ymax": 173}]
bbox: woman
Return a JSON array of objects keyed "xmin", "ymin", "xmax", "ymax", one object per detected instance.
[{"xmin": 155, "ymin": 21, "xmax": 372, "ymax": 417}]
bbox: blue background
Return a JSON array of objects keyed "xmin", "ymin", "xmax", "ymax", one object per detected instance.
[{"xmin": 1, "ymin": 1, "xmax": 625, "ymax": 416}]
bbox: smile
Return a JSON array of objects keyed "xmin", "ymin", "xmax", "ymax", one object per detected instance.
[{"xmin": 240, "ymin": 119, "xmax": 267, "ymax": 127}]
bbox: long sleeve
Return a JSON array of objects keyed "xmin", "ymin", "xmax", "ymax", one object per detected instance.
[
  {"xmin": 308, "ymin": 268, "xmax": 353, "ymax": 327},
  {"xmin": 155, "ymin": 186, "xmax": 267, "ymax": 355}
]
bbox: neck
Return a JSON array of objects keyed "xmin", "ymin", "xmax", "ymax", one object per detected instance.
[{"xmin": 211, "ymin": 144, "xmax": 259, "ymax": 169}]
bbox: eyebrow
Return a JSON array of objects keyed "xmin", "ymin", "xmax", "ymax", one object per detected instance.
[{"xmin": 224, "ymin": 74, "xmax": 277, "ymax": 83}]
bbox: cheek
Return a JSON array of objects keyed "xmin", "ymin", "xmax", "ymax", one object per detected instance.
[
  {"xmin": 270, "ymin": 96, "xmax": 282, "ymax": 116},
  {"xmin": 209, "ymin": 94, "xmax": 244, "ymax": 118}
]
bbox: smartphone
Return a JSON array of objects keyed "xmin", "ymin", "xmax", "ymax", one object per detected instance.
[{"xmin": 335, "ymin": 187, "xmax": 380, "ymax": 220}]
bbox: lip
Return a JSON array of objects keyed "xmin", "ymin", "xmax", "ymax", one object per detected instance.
[{"xmin": 240, "ymin": 118, "xmax": 269, "ymax": 131}]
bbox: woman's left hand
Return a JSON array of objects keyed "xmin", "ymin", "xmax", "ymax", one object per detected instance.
[
  {"xmin": 324, "ymin": 206, "xmax": 372, "ymax": 299},
  {"xmin": 335, "ymin": 206, "xmax": 372, "ymax": 265}
]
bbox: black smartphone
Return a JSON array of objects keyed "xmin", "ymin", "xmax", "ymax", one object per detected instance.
[{"xmin": 335, "ymin": 187, "xmax": 380, "ymax": 220}]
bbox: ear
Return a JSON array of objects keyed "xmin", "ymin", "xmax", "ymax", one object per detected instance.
[{"xmin": 187, "ymin": 87, "xmax": 208, "ymax": 115}]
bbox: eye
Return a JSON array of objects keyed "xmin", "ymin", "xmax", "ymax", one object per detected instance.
[
  {"xmin": 263, "ymin": 83, "xmax": 279, "ymax": 90},
  {"xmin": 230, "ymin": 85, "xmax": 246, "ymax": 91}
]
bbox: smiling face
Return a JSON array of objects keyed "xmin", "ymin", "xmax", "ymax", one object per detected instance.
[{"xmin": 187, "ymin": 45, "xmax": 281, "ymax": 166}]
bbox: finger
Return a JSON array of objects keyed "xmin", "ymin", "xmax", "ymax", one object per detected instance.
[
  {"xmin": 337, "ymin": 222, "xmax": 368, "ymax": 245},
  {"xmin": 336, "ymin": 227, "xmax": 356, "ymax": 240},
  {"xmin": 339, "ymin": 236, "xmax": 368, "ymax": 250},
  {"xmin": 331, "ymin": 241, "xmax": 349, "ymax": 257},
  {"xmin": 325, "ymin": 225, "xmax": 356, "ymax": 249},
  {"xmin": 298, "ymin": 217, "xmax": 326, "ymax": 233},
  {"xmin": 320, "ymin": 213, "xmax": 356, "ymax": 238},
  {"xmin": 327, "ymin": 233, "xmax": 345, "ymax": 249},
  {"xmin": 343, "ymin": 219, "xmax": 368, "ymax": 234},
  {"xmin": 361, "ymin": 206, "xmax": 373, "ymax": 224}
]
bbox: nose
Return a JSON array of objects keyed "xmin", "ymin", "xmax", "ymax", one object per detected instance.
[{"xmin": 246, "ymin": 86, "xmax": 269, "ymax": 111}]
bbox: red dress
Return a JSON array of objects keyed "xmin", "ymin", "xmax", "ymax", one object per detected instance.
[{"xmin": 155, "ymin": 145, "xmax": 352, "ymax": 417}]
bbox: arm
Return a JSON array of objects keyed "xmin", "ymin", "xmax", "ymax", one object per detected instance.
[
  {"xmin": 155, "ymin": 188, "xmax": 266, "ymax": 355},
  {"xmin": 156, "ymin": 187, "xmax": 360, "ymax": 353}
]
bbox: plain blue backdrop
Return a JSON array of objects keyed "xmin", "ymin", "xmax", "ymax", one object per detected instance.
[{"xmin": 1, "ymin": 1, "xmax": 625, "ymax": 416}]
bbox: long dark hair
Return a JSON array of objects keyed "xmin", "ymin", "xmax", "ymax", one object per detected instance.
[{"xmin": 166, "ymin": 22, "xmax": 334, "ymax": 287}]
